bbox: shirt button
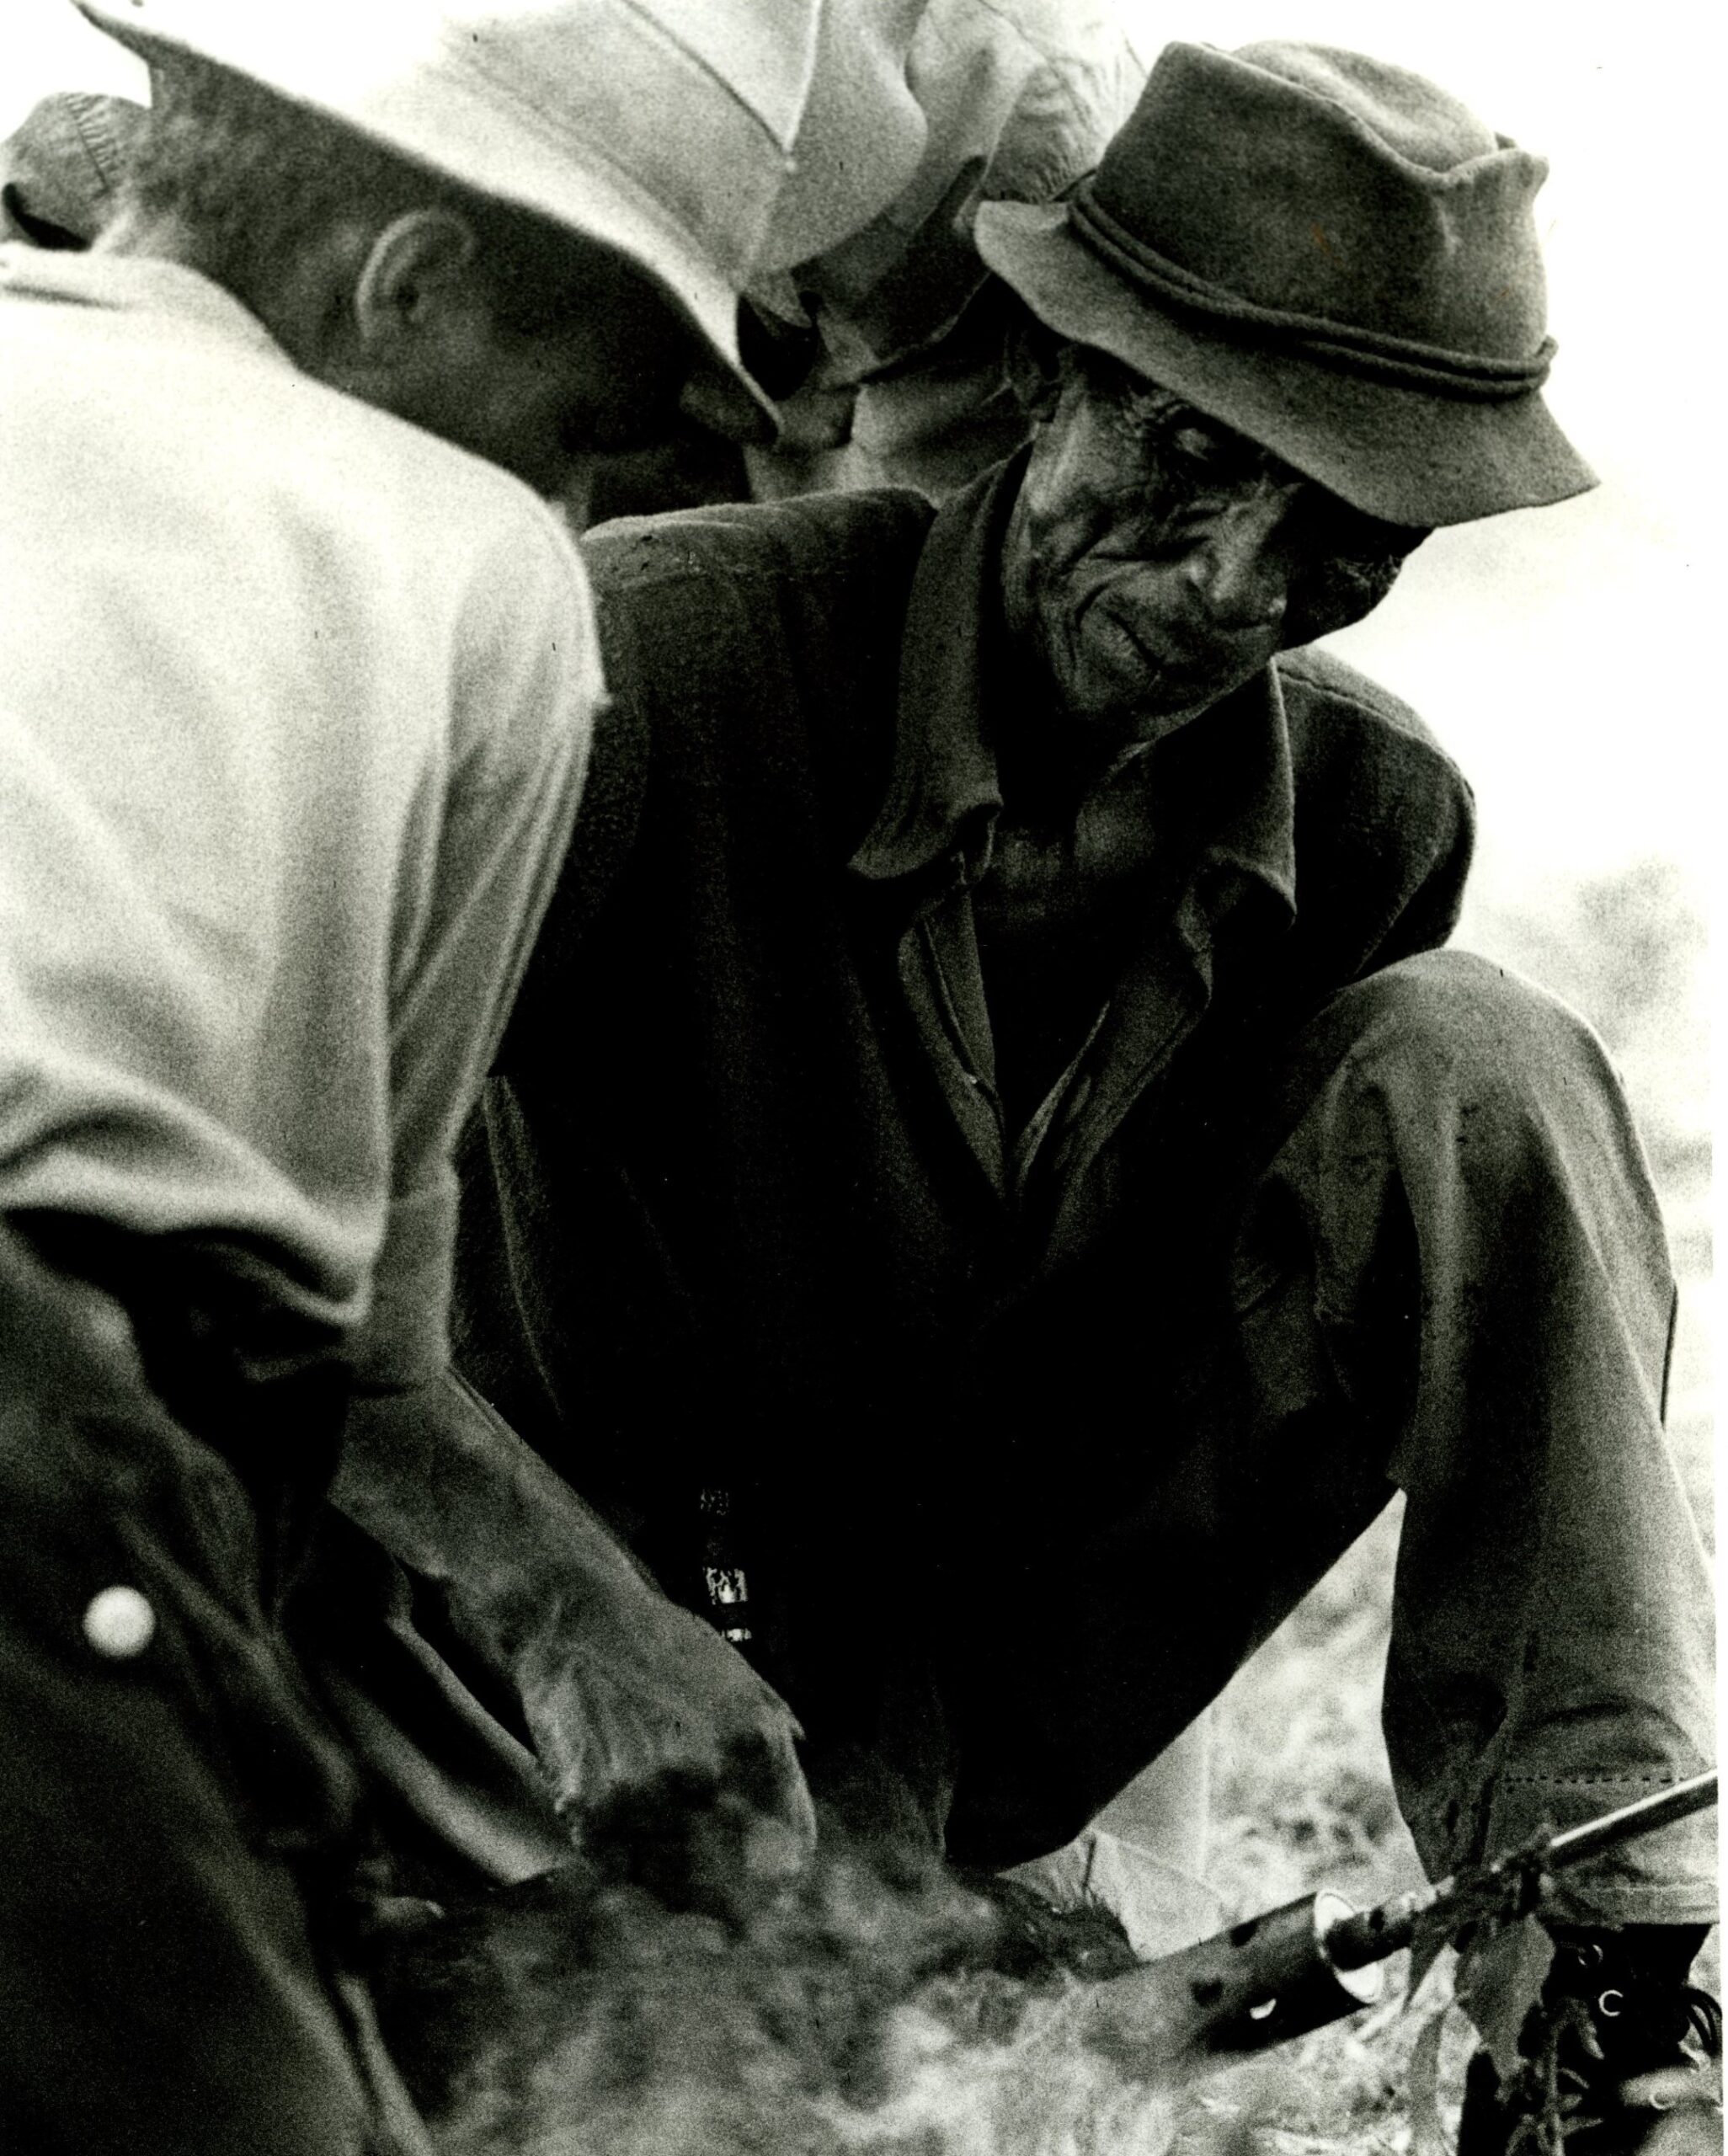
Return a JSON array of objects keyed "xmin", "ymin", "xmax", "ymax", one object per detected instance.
[{"xmin": 83, "ymin": 1586, "xmax": 156, "ymax": 1659}]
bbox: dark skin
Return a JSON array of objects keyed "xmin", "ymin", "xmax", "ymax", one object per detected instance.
[{"xmin": 979, "ymin": 345, "xmax": 1427, "ymax": 1124}]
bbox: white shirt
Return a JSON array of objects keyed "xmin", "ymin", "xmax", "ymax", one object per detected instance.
[{"xmin": 0, "ymin": 246, "xmax": 595, "ymax": 1389}]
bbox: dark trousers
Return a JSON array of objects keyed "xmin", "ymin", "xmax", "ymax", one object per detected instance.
[
  {"xmin": 897, "ymin": 953, "xmax": 1715, "ymax": 1919},
  {"xmin": 280, "ymin": 953, "xmax": 1712, "ymax": 1940},
  {"xmin": 0, "ymin": 1226, "xmax": 429, "ymax": 2154}
]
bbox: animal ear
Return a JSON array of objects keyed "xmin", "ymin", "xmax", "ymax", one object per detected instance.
[{"xmin": 1002, "ymin": 312, "xmax": 1066, "ymax": 423}]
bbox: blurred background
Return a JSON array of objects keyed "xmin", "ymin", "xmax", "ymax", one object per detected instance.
[{"xmin": 3, "ymin": 9, "xmax": 1715, "ymax": 2143}]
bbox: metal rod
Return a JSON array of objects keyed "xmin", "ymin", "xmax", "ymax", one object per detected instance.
[
  {"xmin": 1546, "ymin": 1769, "xmax": 1718, "ymax": 1872},
  {"xmin": 1323, "ymin": 1770, "xmax": 1717, "ymax": 1973}
]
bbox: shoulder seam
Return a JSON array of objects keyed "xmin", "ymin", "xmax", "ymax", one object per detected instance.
[{"xmin": 584, "ymin": 494, "xmax": 930, "ymax": 595}]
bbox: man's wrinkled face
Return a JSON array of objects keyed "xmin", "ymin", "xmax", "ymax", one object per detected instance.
[{"xmin": 1000, "ymin": 348, "xmax": 1428, "ymax": 745}]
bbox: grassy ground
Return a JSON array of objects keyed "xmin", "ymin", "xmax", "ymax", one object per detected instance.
[{"xmin": 1181, "ymin": 862, "xmax": 1715, "ymax": 2153}]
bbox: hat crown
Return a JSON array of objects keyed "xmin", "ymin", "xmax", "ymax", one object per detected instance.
[
  {"xmin": 407, "ymin": 0, "xmax": 812, "ymax": 282},
  {"xmin": 1087, "ymin": 40, "xmax": 1549, "ymax": 361},
  {"xmin": 1239, "ymin": 42, "xmax": 1498, "ymax": 173},
  {"xmin": 755, "ymin": 0, "xmax": 933, "ymax": 275}
]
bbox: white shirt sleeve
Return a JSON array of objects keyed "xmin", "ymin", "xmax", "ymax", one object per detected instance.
[{"xmin": 356, "ymin": 505, "xmax": 600, "ymax": 1390}]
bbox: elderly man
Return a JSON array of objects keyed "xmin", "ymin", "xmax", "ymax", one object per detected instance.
[
  {"xmin": 399, "ymin": 40, "xmax": 1718, "ymax": 2153},
  {"xmin": 0, "ymin": 0, "xmax": 826, "ymax": 2148}
]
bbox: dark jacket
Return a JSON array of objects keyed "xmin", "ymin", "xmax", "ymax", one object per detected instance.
[{"xmin": 454, "ymin": 470, "xmax": 1474, "ymax": 1588}]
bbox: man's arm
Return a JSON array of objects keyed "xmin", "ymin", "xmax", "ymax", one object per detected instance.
[{"xmin": 332, "ymin": 1370, "xmax": 814, "ymax": 1847}]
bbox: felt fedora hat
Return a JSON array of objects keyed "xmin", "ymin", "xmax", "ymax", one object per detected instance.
[
  {"xmin": 974, "ymin": 40, "xmax": 1596, "ymax": 527},
  {"xmin": 75, "ymin": 0, "xmax": 829, "ymax": 440}
]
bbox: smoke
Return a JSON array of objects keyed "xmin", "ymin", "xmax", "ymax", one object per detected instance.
[{"xmin": 368, "ymin": 1742, "xmax": 1217, "ymax": 2156}]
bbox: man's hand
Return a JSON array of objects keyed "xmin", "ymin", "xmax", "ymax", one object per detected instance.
[
  {"xmin": 511, "ymin": 1579, "xmax": 813, "ymax": 1854},
  {"xmin": 333, "ymin": 1371, "xmax": 814, "ymax": 1853}
]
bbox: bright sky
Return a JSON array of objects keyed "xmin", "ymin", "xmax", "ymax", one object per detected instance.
[{"xmin": 4, "ymin": 1, "xmax": 1718, "ymax": 900}]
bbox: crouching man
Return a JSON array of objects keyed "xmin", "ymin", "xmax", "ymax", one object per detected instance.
[
  {"xmin": 411, "ymin": 40, "xmax": 1718, "ymax": 2153},
  {"xmin": 0, "ymin": 0, "xmax": 814, "ymax": 2148}
]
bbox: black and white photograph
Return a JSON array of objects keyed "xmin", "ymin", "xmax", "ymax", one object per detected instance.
[{"xmin": 0, "ymin": 3, "xmax": 1716, "ymax": 2150}]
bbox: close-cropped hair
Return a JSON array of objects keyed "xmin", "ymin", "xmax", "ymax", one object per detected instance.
[{"xmin": 122, "ymin": 53, "xmax": 613, "ymax": 337}]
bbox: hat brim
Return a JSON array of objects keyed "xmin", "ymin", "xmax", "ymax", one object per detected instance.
[
  {"xmin": 976, "ymin": 200, "xmax": 1596, "ymax": 528},
  {"xmin": 77, "ymin": 0, "xmax": 779, "ymax": 445}
]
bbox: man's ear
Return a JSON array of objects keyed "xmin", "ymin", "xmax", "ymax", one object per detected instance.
[
  {"xmin": 1003, "ymin": 315, "xmax": 1067, "ymax": 424},
  {"xmin": 351, "ymin": 206, "xmax": 483, "ymax": 356}
]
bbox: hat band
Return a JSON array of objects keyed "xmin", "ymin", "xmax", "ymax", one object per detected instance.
[{"xmin": 1069, "ymin": 181, "xmax": 1554, "ymax": 402}]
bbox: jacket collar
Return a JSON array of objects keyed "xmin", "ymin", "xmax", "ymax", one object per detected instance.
[
  {"xmin": 848, "ymin": 454, "xmax": 1019, "ymax": 892},
  {"xmin": 847, "ymin": 446, "xmax": 1298, "ymax": 929}
]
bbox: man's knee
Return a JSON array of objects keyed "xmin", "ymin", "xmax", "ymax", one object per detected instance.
[
  {"xmin": 1235, "ymin": 950, "xmax": 1672, "ymax": 1424},
  {"xmin": 1274, "ymin": 948, "xmax": 1659, "ymax": 1228},
  {"xmin": 1303, "ymin": 948, "xmax": 1615, "ymax": 1117}
]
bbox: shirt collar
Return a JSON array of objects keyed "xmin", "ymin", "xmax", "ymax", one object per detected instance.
[
  {"xmin": 0, "ymin": 243, "xmax": 293, "ymax": 370},
  {"xmin": 1128, "ymin": 666, "xmax": 1298, "ymax": 926},
  {"xmin": 848, "ymin": 446, "xmax": 1299, "ymax": 928},
  {"xmin": 848, "ymin": 452, "xmax": 1021, "ymax": 890}
]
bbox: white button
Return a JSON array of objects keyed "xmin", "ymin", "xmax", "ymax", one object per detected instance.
[{"xmin": 83, "ymin": 1586, "xmax": 156, "ymax": 1659}]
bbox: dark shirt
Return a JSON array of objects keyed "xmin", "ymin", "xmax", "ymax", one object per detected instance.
[{"xmin": 457, "ymin": 465, "xmax": 1475, "ymax": 1561}]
